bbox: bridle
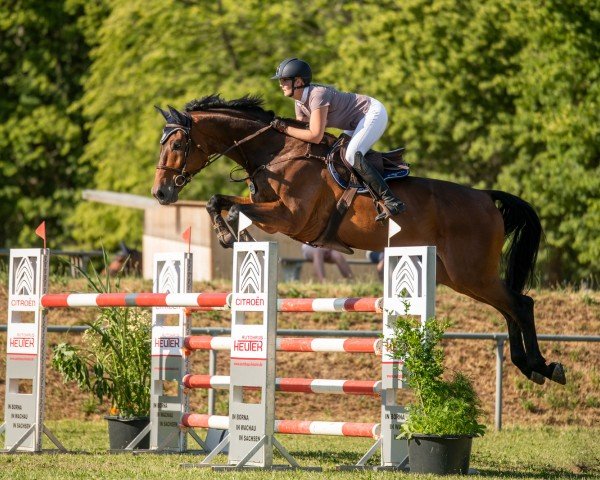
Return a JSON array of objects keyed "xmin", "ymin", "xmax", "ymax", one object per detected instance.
[{"xmin": 156, "ymin": 120, "xmax": 273, "ymax": 187}]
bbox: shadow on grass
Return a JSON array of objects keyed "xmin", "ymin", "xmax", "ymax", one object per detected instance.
[
  {"xmin": 279, "ymin": 449, "xmax": 374, "ymax": 466},
  {"xmin": 475, "ymin": 467, "xmax": 598, "ymax": 479}
]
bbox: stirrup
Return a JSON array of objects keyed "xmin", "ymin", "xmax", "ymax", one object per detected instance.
[{"xmin": 374, "ymin": 200, "xmax": 406, "ymax": 222}]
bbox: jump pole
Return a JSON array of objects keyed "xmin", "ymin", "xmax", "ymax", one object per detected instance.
[{"xmin": 1, "ymin": 249, "xmax": 66, "ymax": 453}]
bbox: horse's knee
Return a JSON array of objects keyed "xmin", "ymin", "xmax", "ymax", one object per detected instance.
[{"xmin": 206, "ymin": 195, "xmax": 221, "ymax": 216}]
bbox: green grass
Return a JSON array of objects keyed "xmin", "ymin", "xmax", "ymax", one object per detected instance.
[{"xmin": 0, "ymin": 421, "xmax": 598, "ymax": 479}]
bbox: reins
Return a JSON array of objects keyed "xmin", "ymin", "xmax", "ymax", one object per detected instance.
[{"xmin": 156, "ymin": 122, "xmax": 273, "ymax": 187}]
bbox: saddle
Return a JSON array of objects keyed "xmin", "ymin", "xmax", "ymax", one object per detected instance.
[
  {"xmin": 307, "ymin": 134, "xmax": 410, "ymax": 254},
  {"xmin": 326, "ymin": 134, "xmax": 410, "ymax": 193}
]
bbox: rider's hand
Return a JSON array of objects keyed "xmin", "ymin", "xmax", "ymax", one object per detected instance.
[{"xmin": 270, "ymin": 117, "xmax": 288, "ymax": 133}]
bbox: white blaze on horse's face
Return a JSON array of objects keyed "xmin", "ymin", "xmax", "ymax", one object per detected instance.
[{"xmin": 152, "ymin": 131, "xmax": 188, "ymax": 205}]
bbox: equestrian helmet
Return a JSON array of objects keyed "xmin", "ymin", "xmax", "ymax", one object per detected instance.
[{"xmin": 271, "ymin": 57, "xmax": 312, "ymax": 84}]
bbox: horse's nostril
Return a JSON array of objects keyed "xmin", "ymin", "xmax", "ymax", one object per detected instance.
[{"xmin": 156, "ymin": 189, "xmax": 164, "ymax": 199}]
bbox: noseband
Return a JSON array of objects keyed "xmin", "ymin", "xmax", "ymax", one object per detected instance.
[
  {"xmin": 156, "ymin": 124, "xmax": 198, "ymax": 187},
  {"xmin": 156, "ymin": 120, "xmax": 274, "ymax": 187}
]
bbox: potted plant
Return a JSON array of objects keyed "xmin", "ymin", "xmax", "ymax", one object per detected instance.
[
  {"xmin": 51, "ymin": 257, "xmax": 151, "ymax": 450},
  {"xmin": 385, "ymin": 314, "xmax": 486, "ymax": 475}
]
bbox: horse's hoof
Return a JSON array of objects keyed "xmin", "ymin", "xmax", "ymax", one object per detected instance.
[
  {"xmin": 530, "ymin": 371, "xmax": 546, "ymax": 385},
  {"xmin": 217, "ymin": 234, "xmax": 234, "ymax": 249},
  {"xmin": 550, "ymin": 362, "xmax": 567, "ymax": 385}
]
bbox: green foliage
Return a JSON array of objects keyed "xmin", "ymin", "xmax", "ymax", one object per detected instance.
[
  {"xmin": 0, "ymin": 0, "xmax": 107, "ymax": 248},
  {"xmin": 51, "ymin": 254, "xmax": 151, "ymax": 418},
  {"xmin": 496, "ymin": 0, "xmax": 600, "ymax": 283},
  {"xmin": 2, "ymin": 0, "xmax": 597, "ymax": 283},
  {"xmin": 385, "ymin": 314, "xmax": 486, "ymax": 437}
]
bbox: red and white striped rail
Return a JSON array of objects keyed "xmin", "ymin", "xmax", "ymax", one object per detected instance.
[
  {"xmin": 187, "ymin": 297, "xmax": 383, "ymax": 313},
  {"xmin": 41, "ymin": 293, "xmax": 382, "ymax": 312},
  {"xmin": 184, "ymin": 336, "xmax": 381, "ymax": 354},
  {"xmin": 181, "ymin": 414, "xmax": 380, "ymax": 438},
  {"xmin": 279, "ymin": 297, "xmax": 382, "ymax": 312},
  {"xmin": 41, "ymin": 292, "xmax": 229, "ymax": 308},
  {"xmin": 182, "ymin": 374, "xmax": 381, "ymax": 396}
]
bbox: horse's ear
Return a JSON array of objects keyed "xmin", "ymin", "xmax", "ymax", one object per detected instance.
[
  {"xmin": 154, "ymin": 105, "xmax": 169, "ymax": 121},
  {"xmin": 167, "ymin": 105, "xmax": 182, "ymax": 122},
  {"xmin": 167, "ymin": 105, "xmax": 192, "ymax": 128}
]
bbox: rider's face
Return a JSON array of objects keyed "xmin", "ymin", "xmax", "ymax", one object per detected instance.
[
  {"xmin": 279, "ymin": 77, "xmax": 293, "ymax": 96},
  {"xmin": 279, "ymin": 77, "xmax": 304, "ymax": 98}
]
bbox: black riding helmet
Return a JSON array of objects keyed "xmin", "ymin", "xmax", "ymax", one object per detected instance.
[{"xmin": 271, "ymin": 57, "xmax": 312, "ymax": 86}]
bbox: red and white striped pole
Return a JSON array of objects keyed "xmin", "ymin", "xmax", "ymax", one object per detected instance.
[
  {"xmin": 183, "ymin": 336, "xmax": 381, "ymax": 354},
  {"xmin": 182, "ymin": 374, "xmax": 381, "ymax": 396},
  {"xmin": 181, "ymin": 414, "xmax": 381, "ymax": 439}
]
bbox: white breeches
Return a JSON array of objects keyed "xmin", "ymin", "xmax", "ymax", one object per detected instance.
[{"xmin": 344, "ymin": 98, "xmax": 388, "ymax": 166}]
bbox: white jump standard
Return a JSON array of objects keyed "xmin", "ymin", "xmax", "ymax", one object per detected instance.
[{"xmin": 1, "ymin": 249, "xmax": 66, "ymax": 453}]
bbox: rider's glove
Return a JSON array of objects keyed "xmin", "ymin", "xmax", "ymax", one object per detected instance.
[{"xmin": 270, "ymin": 117, "xmax": 288, "ymax": 133}]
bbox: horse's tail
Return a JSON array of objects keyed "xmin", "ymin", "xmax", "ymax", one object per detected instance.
[{"xmin": 487, "ymin": 190, "xmax": 542, "ymax": 293}]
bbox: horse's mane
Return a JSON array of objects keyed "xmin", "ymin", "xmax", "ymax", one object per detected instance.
[
  {"xmin": 184, "ymin": 94, "xmax": 275, "ymax": 123},
  {"xmin": 184, "ymin": 94, "xmax": 311, "ymax": 129}
]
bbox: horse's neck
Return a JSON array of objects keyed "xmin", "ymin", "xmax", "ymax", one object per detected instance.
[{"xmin": 195, "ymin": 113, "xmax": 266, "ymax": 170}]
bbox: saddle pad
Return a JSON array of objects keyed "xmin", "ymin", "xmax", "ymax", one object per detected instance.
[{"xmin": 327, "ymin": 162, "xmax": 410, "ymax": 194}]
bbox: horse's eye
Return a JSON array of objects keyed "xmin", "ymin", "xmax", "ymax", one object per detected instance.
[{"xmin": 172, "ymin": 141, "xmax": 181, "ymax": 151}]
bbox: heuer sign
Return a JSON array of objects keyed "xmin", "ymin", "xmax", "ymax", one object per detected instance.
[
  {"xmin": 232, "ymin": 334, "xmax": 266, "ymax": 359},
  {"xmin": 7, "ymin": 329, "xmax": 37, "ymax": 355}
]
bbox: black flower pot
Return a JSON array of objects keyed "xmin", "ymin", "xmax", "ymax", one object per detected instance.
[
  {"xmin": 105, "ymin": 416, "xmax": 150, "ymax": 450},
  {"xmin": 408, "ymin": 434, "xmax": 473, "ymax": 475}
]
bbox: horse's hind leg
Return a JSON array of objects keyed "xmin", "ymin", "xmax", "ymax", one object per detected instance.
[
  {"xmin": 467, "ymin": 280, "xmax": 565, "ymax": 384},
  {"xmin": 439, "ymin": 252, "xmax": 565, "ymax": 384},
  {"xmin": 510, "ymin": 291, "xmax": 566, "ymax": 384},
  {"xmin": 437, "ymin": 259, "xmax": 533, "ymax": 381}
]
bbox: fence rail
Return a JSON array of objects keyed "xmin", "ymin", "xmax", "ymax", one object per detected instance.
[{"xmin": 1, "ymin": 324, "xmax": 598, "ymax": 430}]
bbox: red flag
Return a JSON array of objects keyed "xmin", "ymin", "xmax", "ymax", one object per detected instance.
[
  {"xmin": 181, "ymin": 226, "xmax": 191, "ymax": 253},
  {"xmin": 35, "ymin": 221, "xmax": 46, "ymax": 249}
]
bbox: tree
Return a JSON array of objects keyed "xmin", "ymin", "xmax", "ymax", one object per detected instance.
[
  {"xmin": 70, "ymin": 0, "xmax": 349, "ymax": 248},
  {"xmin": 497, "ymin": 0, "xmax": 600, "ymax": 283},
  {"xmin": 0, "ymin": 0, "xmax": 107, "ymax": 248}
]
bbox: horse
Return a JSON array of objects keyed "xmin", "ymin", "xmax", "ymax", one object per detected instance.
[{"xmin": 151, "ymin": 94, "xmax": 565, "ymax": 386}]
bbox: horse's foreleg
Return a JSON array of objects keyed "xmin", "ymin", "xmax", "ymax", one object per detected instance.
[
  {"xmin": 226, "ymin": 200, "xmax": 296, "ymax": 237},
  {"xmin": 206, "ymin": 195, "xmax": 253, "ymax": 248}
]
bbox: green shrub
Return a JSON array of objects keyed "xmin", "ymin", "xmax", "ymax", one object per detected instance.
[{"xmin": 385, "ymin": 314, "xmax": 486, "ymax": 438}]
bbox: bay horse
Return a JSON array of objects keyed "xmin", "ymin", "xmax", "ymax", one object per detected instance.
[{"xmin": 151, "ymin": 94, "xmax": 565, "ymax": 386}]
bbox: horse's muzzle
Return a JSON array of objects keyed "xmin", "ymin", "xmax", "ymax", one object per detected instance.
[{"xmin": 152, "ymin": 184, "xmax": 178, "ymax": 205}]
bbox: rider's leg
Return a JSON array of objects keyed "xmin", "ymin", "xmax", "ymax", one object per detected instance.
[
  {"xmin": 345, "ymin": 99, "xmax": 406, "ymax": 221},
  {"xmin": 353, "ymin": 152, "xmax": 406, "ymax": 221}
]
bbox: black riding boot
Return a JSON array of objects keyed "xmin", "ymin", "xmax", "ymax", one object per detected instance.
[{"xmin": 353, "ymin": 152, "xmax": 406, "ymax": 221}]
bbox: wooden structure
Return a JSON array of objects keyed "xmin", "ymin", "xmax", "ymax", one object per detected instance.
[{"xmin": 82, "ymin": 190, "xmax": 377, "ymax": 282}]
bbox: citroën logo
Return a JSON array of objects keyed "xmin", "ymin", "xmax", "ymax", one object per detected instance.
[
  {"xmin": 239, "ymin": 251, "xmax": 262, "ymax": 293},
  {"xmin": 392, "ymin": 256, "xmax": 419, "ymax": 298},
  {"xmin": 158, "ymin": 260, "xmax": 179, "ymax": 294},
  {"xmin": 14, "ymin": 256, "xmax": 35, "ymax": 296}
]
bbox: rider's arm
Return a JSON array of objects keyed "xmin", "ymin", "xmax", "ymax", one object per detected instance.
[{"xmin": 285, "ymin": 106, "xmax": 328, "ymax": 143}]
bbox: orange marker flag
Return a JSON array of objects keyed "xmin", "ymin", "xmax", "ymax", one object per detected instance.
[
  {"xmin": 35, "ymin": 221, "xmax": 47, "ymax": 249},
  {"xmin": 181, "ymin": 226, "xmax": 191, "ymax": 253}
]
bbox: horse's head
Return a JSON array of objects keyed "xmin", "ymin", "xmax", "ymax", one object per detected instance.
[{"xmin": 152, "ymin": 106, "xmax": 207, "ymax": 205}]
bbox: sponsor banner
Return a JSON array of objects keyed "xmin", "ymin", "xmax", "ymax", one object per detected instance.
[
  {"xmin": 7, "ymin": 324, "xmax": 37, "ymax": 355},
  {"xmin": 231, "ymin": 332, "xmax": 266, "ymax": 359},
  {"xmin": 232, "ymin": 293, "xmax": 267, "ymax": 312},
  {"xmin": 152, "ymin": 325, "xmax": 183, "ymax": 356},
  {"xmin": 9, "ymin": 295, "xmax": 38, "ymax": 311}
]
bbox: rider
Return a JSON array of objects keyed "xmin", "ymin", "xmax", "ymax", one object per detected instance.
[{"xmin": 270, "ymin": 57, "xmax": 405, "ymax": 221}]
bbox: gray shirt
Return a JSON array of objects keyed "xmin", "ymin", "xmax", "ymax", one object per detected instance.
[{"xmin": 295, "ymin": 85, "xmax": 371, "ymax": 130}]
